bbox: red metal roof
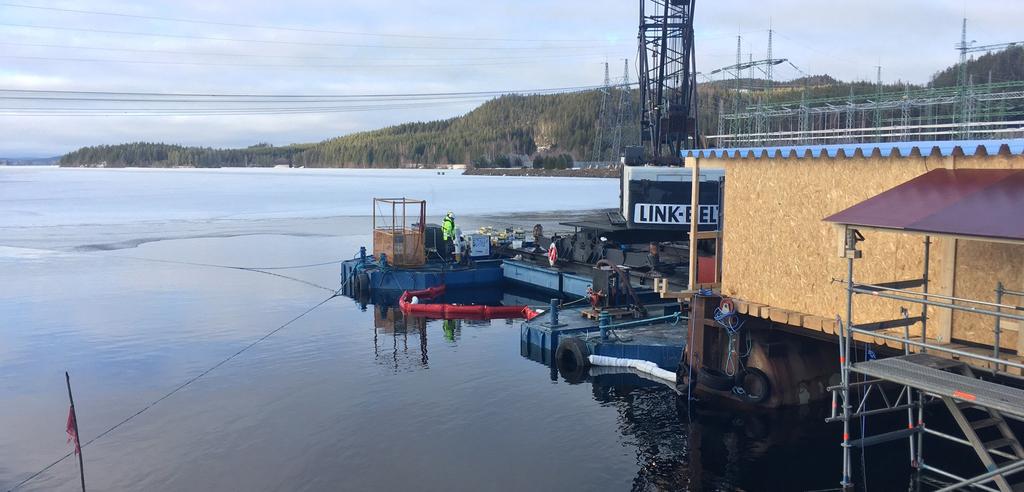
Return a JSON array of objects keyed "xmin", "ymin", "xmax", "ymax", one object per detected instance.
[{"xmin": 824, "ymin": 169, "xmax": 1024, "ymax": 243}]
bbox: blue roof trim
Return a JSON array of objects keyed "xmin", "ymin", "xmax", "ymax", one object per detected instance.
[{"xmin": 684, "ymin": 139, "xmax": 1024, "ymax": 160}]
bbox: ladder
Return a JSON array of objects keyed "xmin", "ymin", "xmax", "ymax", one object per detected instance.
[
  {"xmin": 944, "ymin": 363, "xmax": 1024, "ymax": 492},
  {"xmin": 853, "ymin": 354, "xmax": 1024, "ymax": 491}
]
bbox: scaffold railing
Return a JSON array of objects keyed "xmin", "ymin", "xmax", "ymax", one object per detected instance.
[{"xmin": 831, "ymin": 228, "xmax": 1024, "ymax": 492}]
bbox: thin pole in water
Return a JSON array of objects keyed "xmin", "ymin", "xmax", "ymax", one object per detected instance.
[{"xmin": 65, "ymin": 372, "xmax": 86, "ymax": 492}]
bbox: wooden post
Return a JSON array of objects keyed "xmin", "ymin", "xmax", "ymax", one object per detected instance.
[
  {"xmin": 65, "ymin": 372, "xmax": 85, "ymax": 492},
  {"xmin": 688, "ymin": 157, "xmax": 700, "ymax": 290},
  {"xmin": 934, "ymin": 237, "xmax": 958, "ymax": 343}
]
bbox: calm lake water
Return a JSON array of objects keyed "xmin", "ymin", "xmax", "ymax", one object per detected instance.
[{"xmin": 2, "ymin": 167, "xmax": 924, "ymax": 491}]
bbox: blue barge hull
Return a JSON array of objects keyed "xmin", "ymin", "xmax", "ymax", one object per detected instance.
[
  {"xmin": 342, "ymin": 258, "xmax": 504, "ymax": 295},
  {"xmin": 501, "ymin": 259, "xmax": 593, "ymax": 298},
  {"xmin": 520, "ymin": 305, "xmax": 686, "ymax": 371}
]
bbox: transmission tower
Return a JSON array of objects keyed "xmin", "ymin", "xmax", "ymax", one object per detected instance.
[
  {"xmin": 708, "ymin": 29, "xmax": 787, "ymax": 146},
  {"xmin": 766, "ymin": 26, "xmax": 774, "ymax": 95},
  {"xmin": 874, "ymin": 66, "xmax": 883, "ymax": 141},
  {"xmin": 900, "ymin": 85, "xmax": 911, "ymax": 139},
  {"xmin": 611, "ymin": 59, "xmax": 632, "ymax": 161},
  {"xmin": 733, "ymin": 36, "xmax": 742, "ymax": 138},
  {"xmin": 956, "ymin": 18, "xmax": 970, "ymax": 137},
  {"xmin": 954, "ymin": 17, "xmax": 1023, "ymax": 138},
  {"xmin": 845, "ymin": 86, "xmax": 855, "ymax": 143},
  {"xmin": 638, "ymin": 0, "xmax": 697, "ymax": 162},
  {"xmin": 798, "ymin": 89, "xmax": 808, "ymax": 144},
  {"xmin": 592, "ymin": 62, "xmax": 611, "ymax": 162}
]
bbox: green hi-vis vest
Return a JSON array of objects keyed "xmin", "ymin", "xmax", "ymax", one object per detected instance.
[{"xmin": 442, "ymin": 216, "xmax": 455, "ymax": 240}]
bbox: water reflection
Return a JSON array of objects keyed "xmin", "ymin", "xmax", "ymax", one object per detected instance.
[
  {"xmin": 364, "ymin": 285, "xmax": 544, "ymax": 374},
  {"xmin": 373, "ymin": 305, "xmax": 429, "ymax": 372},
  {"xmin": 545, "ymin": 360, "xmax": 849, "ymax": 491}
]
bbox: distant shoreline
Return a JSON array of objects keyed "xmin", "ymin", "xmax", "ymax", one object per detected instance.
[{"xmin": 463, "ymin": 167, "xmax": 619, "ymax": 178}]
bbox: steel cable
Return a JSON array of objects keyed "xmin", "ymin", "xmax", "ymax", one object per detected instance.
[{"xmin": 6, "ymin": 292, "xmax": 340, "ymax": 491}]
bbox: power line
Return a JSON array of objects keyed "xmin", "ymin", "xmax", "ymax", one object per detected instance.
[
  {"xmin": 0, "ymin": 41, "xmax": 611, "ymax": 63},
  {"xmin": 0, "ymin": 95, "xmax": 496, "ymax": 104},
  {"xmin": 0, "ymin": 2, "xmax": 612, "ymax": 44},
  {"xmin": 0, "ymin": 104, "xmax": 489, "ymax": 117},
  {"xmin": 0, "ymin": 84, "xmax": 613, "ymax": 99},
  {"xmin": 0, "ymin": 22, "xmax": 613, "ymax": 51},
  {"xmin": 1, "ymin": 54, "xmax": 608, "ymax": 70},
  {"xmin": 0, "ymin": 104, "xmax": 491, "ymax": 117},
  {"xmin": 0, "ymin": 84, "xmax": 629, "ymax": 116}
]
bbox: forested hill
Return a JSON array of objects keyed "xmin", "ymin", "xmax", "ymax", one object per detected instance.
[
  {"xmin": 60, "ymin": 46, "xmax": 1024, "ymax": 169},
  {"xmin": 294, "ymin": 91, "xmax": 631, "ymax": 168},
  {"xmin": 60, "ymin": 142, "xmax": 313, "ymax": 168},
  {"xmin": 60, "ymin": 91, "xmax": 628, "ymax": 168},
  {"xmin": 931, "ymin": 46, "xmax": 1024, "ymax": 87}
]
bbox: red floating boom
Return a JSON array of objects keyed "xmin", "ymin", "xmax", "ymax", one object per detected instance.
[{"xmin": 399, "ymin": 285, "xmax": 540, "ymax": 321}]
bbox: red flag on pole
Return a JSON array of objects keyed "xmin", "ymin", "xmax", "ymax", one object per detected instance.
[
  {"xmin": 65, "ymin": 371, "xmax": 86, "ymax": 491},
  {"xmin": 66, "ymin": 404, "xmax": 81, "ymax": 455}
]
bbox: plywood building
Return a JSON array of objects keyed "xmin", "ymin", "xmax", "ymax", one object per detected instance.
[{"xmin": 687, "ymin": 141, "xmax": 1024, "ymax": 357}]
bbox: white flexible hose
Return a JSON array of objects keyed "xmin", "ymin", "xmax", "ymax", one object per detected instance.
[
  {"xmin": 588, "ymin": 365, "xmax": 681, "ymax": 394},
  {"xmin": 588, "ymin": 355, "xmax": 677, "ymax": 383}
]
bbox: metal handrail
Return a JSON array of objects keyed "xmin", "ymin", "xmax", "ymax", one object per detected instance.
[
  {"xmin": 848, "ymin": 328, "xmax": 1024, "ymax": 373},
  {"xmin": 844, "ymin": 280, "xmax": 1024, "ymax": 312},
  {"xmin": 935, "ymin": 459, "xmax": 1024, "ymax": 492},
  {"xmin": 919, "ymin": 464, "xmax": 1000, "ymax": 492},
  {"xmin": 848, "ymin": 285, "xmax": 1024, "ymax": 323},
  {"xmin": 922, "ymin": 427, "xmax": 1021, "ymax": 461}
]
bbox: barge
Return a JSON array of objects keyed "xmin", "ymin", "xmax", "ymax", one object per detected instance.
[{"xmin": 341, "ymin": 198, "xmax": 506, "ymax": 299}]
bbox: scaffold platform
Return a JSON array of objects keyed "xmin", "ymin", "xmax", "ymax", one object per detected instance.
[{"xmin": 852, "ymin": 354, "xmax": 1024, "ymax": 418}]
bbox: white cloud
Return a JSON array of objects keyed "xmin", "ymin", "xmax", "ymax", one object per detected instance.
[{"xmin": 0, "ymin": 0, "xmax": 1020, "ymax": 156}]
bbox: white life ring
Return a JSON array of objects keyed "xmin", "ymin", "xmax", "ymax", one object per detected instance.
[{"xmin": 547, "ymin": 243, "xmax": 558, "ymax": 266}]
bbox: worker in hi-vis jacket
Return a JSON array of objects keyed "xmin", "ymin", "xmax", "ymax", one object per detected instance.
[{"xmin": 442, "ymin": 211, "xmax": 456, "ymax": 259}]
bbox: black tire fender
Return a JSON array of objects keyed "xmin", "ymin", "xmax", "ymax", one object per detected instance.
[
  {"xmin": 555, "ymin": 337, "xmax": 590, "ymax": 384},
  {"xmin": 698, "ymin": 366, "xmax": 735, "ymax": 391},
  {"xmin": 555, "ymin": 336, "xmax": 590, "ymax": 372},
  {"xmin": 355, "ymin": 272, "xmax": 370, "ymax": 295},
  {"xmin": 734, "ymin": 367, "xmax": 771, "ymax": 404}
]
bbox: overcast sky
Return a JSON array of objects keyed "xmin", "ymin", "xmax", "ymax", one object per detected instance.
[{"xmin": 2, "ymin": 0, "xmax": 1020, "ymax": 157}]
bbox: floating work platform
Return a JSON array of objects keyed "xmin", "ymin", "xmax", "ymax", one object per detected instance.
[
  {"xmin": 501, "ymin": 259, "xmax": 667, "ymax": 304},
  {"xmin": 501, "ymin": 259, "xmax": 593, "ymax": 298},
  {"xmin": 520, "ymin": 304, "xmax": 686, "ymax": 372},
  {"xmin": 341, "ymin": 256, "xmax": 503, "ymax": 296}
]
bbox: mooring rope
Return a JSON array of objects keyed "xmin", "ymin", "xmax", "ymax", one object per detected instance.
[
  {"xmin": 7, "ymin": 291, "xmax": 340, "ymax": 492},
  {"xmin": 118, "ymin": 255, "xmax": 339, "ymax": 293}
]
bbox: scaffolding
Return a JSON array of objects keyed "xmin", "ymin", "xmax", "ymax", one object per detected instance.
[
  {"xmin": 708, "ymin": 81, "xmax": 1024, "ymax": 147},
  {"xmin": 372, "ymin": 197, "xmax": 426, "ymax": 267},
  {"xmin": 831, "ymin": 226, "xmax": 1024, "ymax": 491}
]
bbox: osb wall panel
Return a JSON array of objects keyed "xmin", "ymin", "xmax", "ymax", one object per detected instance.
[
  {"xmin": 944, "ymin": 154, "xmax": 1024, "ymax": 347},
  {"xmin": 719, "ymin": 152, "xmax": 1024, "ymax": 347},
  {"xmin": 952, "ymin": 240, "xmax": 1024, "ymax": 348}
]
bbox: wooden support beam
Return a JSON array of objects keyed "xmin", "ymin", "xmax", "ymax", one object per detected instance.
[
  {"xmin": 745, "ymin": 302, "xmax": 767, "ymax": 316},
  {"xmin": 934, "ymin": 237, "xmax": 957, "ymax": 343},
  {"xmin": 768, "ymin": 307, "xmax": 791, "ymax": 323},
  {"xmin": 801, "ymin": 315, "xmax": 825, "ymax": 332},
  {"xmin": 822, "ymin": 317, "xmax": 839, "ymax": 335}
]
